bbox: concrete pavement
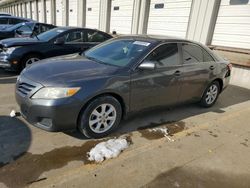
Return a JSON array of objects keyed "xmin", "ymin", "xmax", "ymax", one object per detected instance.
[{"xmin": 0, "ymin": 68, "xmax": 250, "ymax": 188}]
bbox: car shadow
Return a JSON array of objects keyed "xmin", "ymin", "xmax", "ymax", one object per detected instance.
[
  {"xmin": 0, "ymin": 116, "xmax": 31, "ymax": 167},
  {"xmin": 0, "ymin": 69, "xmax": 18, "ymax": 84},
  {"xmin": 65, "ymin": 85, "xmax": 250, "ymax": 140},
  {"xmin": 117, "ymin": 85, "xmax": 250, "ymax": 135}
]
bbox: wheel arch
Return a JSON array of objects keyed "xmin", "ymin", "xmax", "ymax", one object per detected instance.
[
  {"xmin": 200, "ymin": 78, "xmax": 224, "ymax": 100},
  {"xmin": 213, "ymin": 78, "xmax": 223, "ymax": 93},
  {"xmin": 20, "ymin": 51, "xmax": 45, "ymax": 64},
  {"xmin": 77, "ymin": 92, "xmax": 127, "ymax": 127}
]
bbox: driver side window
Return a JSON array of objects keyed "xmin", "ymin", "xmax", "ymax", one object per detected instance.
[{"xmin": 146, "ymin": 43, "xmax": 179, "ymax": 67}]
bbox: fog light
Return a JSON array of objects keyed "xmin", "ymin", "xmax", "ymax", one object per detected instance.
[{"xmin": 12, "ymin": 61, "xmax": 18, "ymax": 65}]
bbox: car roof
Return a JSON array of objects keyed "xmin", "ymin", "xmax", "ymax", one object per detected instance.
[
  {"xmin": 0, "ymin": 13, "xmax": 11, "ymax": 16},
  {"xmin": 116, "ymin": 34, "xmax": 194, "ymax": 43},
  {"xmin": 0, "ymin": 15, "xmax": 32, "ymax": 21},
  {"xmin": 56, "ymin": 26, "xmax": 103, "ymax": 31}
]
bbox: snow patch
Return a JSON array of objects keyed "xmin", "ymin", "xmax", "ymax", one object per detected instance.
[
  {"xmin": 10, "ymin": 110, "xmax": 16, "ymax": 117},
  {"xmin": 149, "ymin": 127, "xmax": 169, "ymax": 137},
  {"xmin": 88, "ymin": 138, "xmax": 129, "ymax": 163},
  {"xmin": 149, "ymin": 127, "xmax": 175, "ymax": 142}
]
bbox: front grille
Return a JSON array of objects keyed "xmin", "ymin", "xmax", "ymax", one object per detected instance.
[{"xmin": 17, "ymin": 82, "xmax": 36, "ymax": 97}]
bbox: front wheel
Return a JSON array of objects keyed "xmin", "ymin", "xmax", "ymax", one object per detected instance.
[
  {"xmin": 200, "ymin": 81, "xmax": 220, "ymax": 107},
  {"xmin": 21, "ymin": 54, "xmax": 41, "ymax": 69},
  {"xmin": 78, "ymin": 96, "xmax": 122, "ymax": 138}
]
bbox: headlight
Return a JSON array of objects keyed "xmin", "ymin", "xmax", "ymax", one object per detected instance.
[
  {"xmin": 5, "ymin": 47, "xmax": 16, "ymax": 54},
  {"xmin": 32, "ymin": 87, "xmax": 81, "ymax": 99}
]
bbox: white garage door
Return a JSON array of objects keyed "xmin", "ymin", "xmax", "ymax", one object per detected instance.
[
  {"xmin": 38, "ymin": 0, "xmax": 43, "ymax": 22},
  {"xmin": 14, "ymin": 5, "xmax": 17, "ymax": 16},
  {"xmin": 147, "ymin": 0, "xmax": 192, "ymax": 38},
  {"xmin": 46, "ymin": 0, "xmax": 51, "ymax": 24},
  {"xmin": 18, "ymin": 4, "xmax": 22, "ymax": 17},
  {"xmin": 31, "ymin": 1, "xmax": 36, "ymax": 20},
  {"xmin": 22, "ymin": 3, "xmax": 26, "ymax": 18},
  {"xmin": 212, "ymin": 0, "xmax": 250, "ymax": 49},
  {"xmin": 56, "ymin": 0, "xmax": 63, "ymax": 26},
  {"xmin": 86, "ymin": 0, "xmax": 100, "ymax": 29},
  {"xmin": 110, "ymin": 0, "xmax": 134, "ymax": 34},
  {"xmin": 68, "ymin": 0, "xmax": 78, "ymax": 26},
  {"xmin": 26, "ymin": 2, "xmax": 31, "ymax": 19}
]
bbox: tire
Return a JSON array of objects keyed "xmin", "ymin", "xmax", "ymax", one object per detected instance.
[
  {"xmin": 78, "ymin": 96, "xmax": 122, "ymax": 138},
  {"xmin": 200, "ymin": 81, "xmax": 220, "ymax": 108},
  {"xmin": 21, "ymin": 54, "xmax": 41, "ymax": 70}
]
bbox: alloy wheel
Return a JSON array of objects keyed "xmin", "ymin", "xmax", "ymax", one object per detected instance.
[
  {"xmin": 89, "ymin": 103, "xmax": 117, "ymax": 133},
  {"xmin": 25, "ymin": 57, "xmax": 40, "ymax": 67},
  {"xmin": 205, "ymin": 84, "xmax": 218, "ymax": 104}
]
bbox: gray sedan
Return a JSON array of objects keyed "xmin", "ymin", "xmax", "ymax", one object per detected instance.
[{"xmin": 16, "ymin": 35, "xmax": 231, "ymax": 138}]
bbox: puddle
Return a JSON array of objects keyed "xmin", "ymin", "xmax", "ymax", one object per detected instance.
[
  {"xmin": 138, "ymin": 121, "xmax": 185, "ymax": 140},
  {"xmin": 0, "ymin": 135, "xmax": 133, "ymax": 188},
  {"xmin": 0, "ymin": 140, "xmax": 102, "ymax": 188}
]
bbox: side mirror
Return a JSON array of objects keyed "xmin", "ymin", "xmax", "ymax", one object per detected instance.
[
  {"xmin": 138, "ymin": 61, "xmax": 156, "ymax": 70},
  {"xmin": 15, "ymin": 29, "xmax": 23, "ymax": 35},
  {"xmin": 54, "ymin": 37, "xmax": 65, "ymax": 45}
]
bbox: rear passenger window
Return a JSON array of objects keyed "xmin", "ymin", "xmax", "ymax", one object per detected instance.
[
  {"xmin": 182, "ymin": 43, "xmax": 215, "ymax": 63},
  {"xmin": 146, "ymin": 43, "xmax": 179, "ymax": 67},
  {"xmin": 203, "ymin": 49, "xmax": 215, "ymax": 62},
  {"xmin": 64, "ymin": 31, "xmax": 85, "ymax": 43},
  {"xmin": 9, "ymin": 18, "xmax": 24, "ymax": 24},
  {"xmin": 0, "ymin": 18, "xmax": 8, "ymax": 24},
  {"xmin": 182, "ymin": 43, "xmax": 203, "ymax": 64},
  {"xmin": 87, "ymin": 31, "xmax": 107, "ymax": 42}
]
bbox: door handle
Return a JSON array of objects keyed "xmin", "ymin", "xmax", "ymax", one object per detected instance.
[
  {"xmin": 210, "ymin": 65, "xmax": 215, "ymax": 70},
  {"xmin": 174, "ymin": 70, "xmax": 181, "ymax": 76}
]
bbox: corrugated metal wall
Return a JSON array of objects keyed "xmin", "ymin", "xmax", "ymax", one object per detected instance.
[
  {"xmin": 147, "ymin": 0, "xmax": 192, "ymax": 38},
  {"xmin": 212, "ymin": 0, "xmax": 250, "ymax": 49},
  {"xmin": 0, "ymin": 0, "xmax": 250, "ymax": 51},
  {"xmin": 85, "ymin": 0, "xmax": 100, "ymax": 29},
  {"xmin": 68, "ymin": 0, "xmax": 78, "ymax": 26},
  {"xmin": 110, "ymin": 0, "xmax": 134, "ymax": 34}
]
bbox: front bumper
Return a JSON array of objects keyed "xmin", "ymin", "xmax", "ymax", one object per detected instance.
[
  {"xmin": 0, "ymin": 52, "xmax": 20, "ymax": 71},
  {"xmin": 15, "ymin": 77, "xmax": 83, "ymax": 132},
  {"xmin": 0, "ymin": 53, "xmax": 11, "ymax": 68}
]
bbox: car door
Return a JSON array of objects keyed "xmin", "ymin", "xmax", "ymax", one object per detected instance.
[
  {"xmin": 130, "ymin": 43, "xmax": 182, "ymax": 112},
  {"xmin": 45, "ymin": 29, "xmax": 85, "ymax": 57},
  {"xmin": 178, "ymin": 42, "xmax": 217, "ymax": 102}
]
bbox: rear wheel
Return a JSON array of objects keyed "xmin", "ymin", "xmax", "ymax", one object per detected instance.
[
  {"xmin": 21, "ymin": 54, "xmax": 41, "ymax": 69},
  {"xmin": 200, "ymin": 81, "xmax": 220, "ymax": 107},
  {"xmin": 78, "ymin": 96, "xmax": 122, "ymax": 138}
]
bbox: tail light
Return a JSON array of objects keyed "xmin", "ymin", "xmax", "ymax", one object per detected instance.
[
  {"xmin": 227, "ymin": 63, "xmax": 232, "ymax": 71},
  {"xmin": 225, "ymin": 63, "xmax": 232, "ymax": 77}
]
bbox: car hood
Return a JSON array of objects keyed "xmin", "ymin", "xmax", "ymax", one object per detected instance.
[
  {"xmin": 0, "ymin": 24, "xmax": 10, "ymax": 30},
  {"xmin": 22, "ymin": 53, "xmax": 120, "ymax": 86},
  {"xmin": 0, "ymin": 37, "xmax": 45, "ymax": 48}
]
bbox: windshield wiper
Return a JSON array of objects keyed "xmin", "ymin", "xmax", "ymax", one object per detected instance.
[{"xmin": 85, "ymin": 55, "xmax": 105, "ymax": 65}]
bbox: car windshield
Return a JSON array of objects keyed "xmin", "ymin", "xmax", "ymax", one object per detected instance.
[
  {"xmin": 36, "ymin": 28, "xmax": 66, "ymax": 41},
  {"xmin": 84, "ymin": 39, "xmax": 152, "ymax": 67},
  {"xmin": 6, "ymin": 22, "xmax": 34, "ymax": 31}
]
